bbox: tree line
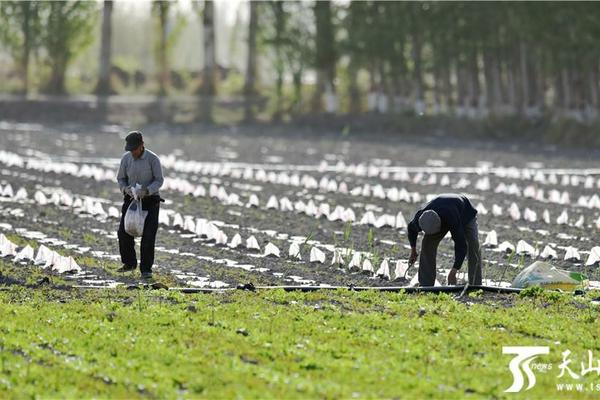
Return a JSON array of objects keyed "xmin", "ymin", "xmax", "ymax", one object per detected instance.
[{"xmin": 1, "ymin": 1, "xmax": 599, "ymax": 122}]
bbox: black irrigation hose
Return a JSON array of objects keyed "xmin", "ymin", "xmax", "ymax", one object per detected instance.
[
  {"xmin": 0, "ymin": 283, "xmax": 525, "ymax": 294},
  {"xmin": 168, "ymin": 284, "xmax": 524, "ymax": 294},
  {"xmin": 1, "ymin": 284, "xmax": 592, "ymax": 296}
]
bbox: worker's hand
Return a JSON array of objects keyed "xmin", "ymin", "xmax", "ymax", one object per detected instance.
[
  {"xmin": 138, "ymin": 188, "xmax": 149, "ymax": 199},
  {"xmin": 124, "ymin": 186, "xmax": 134, "ymax": 198},
  {"xmin": 447, "ymin": 268, "xmax": 458, "ymax": 285},
  {"xmin": 408, "ymin": 248, "xmax": 418, "ymax": 266}
]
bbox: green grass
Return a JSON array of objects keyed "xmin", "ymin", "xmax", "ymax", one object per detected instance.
[
  {"xmin": 81, "ymin": 232, "xmax": 97, "ymax": 247},
  {"xmin": 0, "ymin": 259, "xmax": 70, "ymax": 288},
  {"xmin": 0, "ymin": 286, "xmax": 599, "ymax": 398}
]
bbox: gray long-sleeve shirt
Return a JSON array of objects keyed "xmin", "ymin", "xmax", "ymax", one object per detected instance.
[{"xmin": 116, "ymin": 149, "xmax": 164, "ymax": 196}]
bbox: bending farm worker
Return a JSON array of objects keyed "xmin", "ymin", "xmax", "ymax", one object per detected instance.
[
  {"xmin": 407, "ymin": 193, "xmax": 482, "ymax": 286},
  {"xmin": 116, "ymin": 131, "xmax": 164, "ymax": 281}
]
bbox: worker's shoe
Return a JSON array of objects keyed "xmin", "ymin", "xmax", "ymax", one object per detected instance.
[
  {"xmin": 141, "ymin": 271, "xmax": 153, "ymax": 282},
  {"xmin": 117, "ymin": 264, "xmax": 136, "ymax": 273}
]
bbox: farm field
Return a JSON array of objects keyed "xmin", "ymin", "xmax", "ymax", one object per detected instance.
[
  {"xmin": 0, "ymin": 121, "xmax": 599, "ymax": 398},
  {"xmin": 0, "ymin": 121, "xmax": 599, "ymax": 289},
  {"xmin": 3, "ymin": 1, "xmax": 600, "ymax": 398}
]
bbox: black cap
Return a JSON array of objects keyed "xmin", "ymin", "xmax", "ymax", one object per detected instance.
[{"xmin": 124, "ymin": 131, "xmax": 143, "ymax": 151}]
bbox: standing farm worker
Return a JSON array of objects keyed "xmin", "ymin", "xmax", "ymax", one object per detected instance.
[
  {"xmin": 407, "ymin": 193, "xmax": 482, "ymax": 286},
  {"xmin": 116, "ymin": 131, "xmax": 164, "ymax": 281}
]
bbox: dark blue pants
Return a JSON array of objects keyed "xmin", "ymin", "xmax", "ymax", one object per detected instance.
[{"xmin": 118, "ymin": 195, "xmax": 160, "ymax": 273}]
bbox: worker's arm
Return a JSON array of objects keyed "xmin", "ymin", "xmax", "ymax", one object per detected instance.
[
  {"xmin": 116, "ymin": 156, "xmax": 129, "ymax": 194},
  {"xmin": 446, "ymin": 225, "xmax": 466, "ymax": 285},
  {"xmin": 449, "ymin": 223, "xmax": 467, "ymax": 270},
  {"xmin": 447, "ymin": 268, "xmax": 458, "ymax": 285},
  {"xmin": 407, "ymin": 212, "xmax": 422, "ymax": 264},
  {"xmin": 146, "ymin": 156, "xmax": 164, "ymax": 195}
]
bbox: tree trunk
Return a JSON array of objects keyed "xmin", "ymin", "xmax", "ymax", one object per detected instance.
[
  {"xmin": 47, "ymin": 2, "xmax": 67, "ymax": 95},
  {"xmin": 496, "ymin": 46, "xmax": 508, "ymax": 110},
  {"xmin": 20, "ymin": 1, "xmax": 35, "ymax": 96},
  {"xmin": 292, "ymin": 70, "xmax": 303, "ymax": 114},
  {"xmin": 519, "ymin": 41, "xmax": 529, "ymax": 115},
  {"xmin": 553, "ymin": 58, "xmax": 564, "ymax": 111},
  {"xmin": 442, "ymin": 60, "xmax": 454, "ymax": 112},
  {"xmin": 272, "ymin": 1, "xmax": 285, "ymax": 122},
  {"xmin": 506, "ymin": 54, "xmax": 517, "ymax": 115},
  {"xmin": 367, "ymin": 64, "xmax": 377, "ymax": 112},
  {"xmin": 572, "ymin": 64, "xmax": 585, "ymax": 112},
  {"xmin": 483, "ymin": 46, "xmax": 498, "ymax": 115},
  {"xmin": 312, "ymin": 0, "xmax": 336, "ymax": 113},
  {"xmin": 200, "ymin": 0, "xmax": 216, "ymax": 122},
  {"xmin": 378, "ymin": 61, "xmax": 390, "ymax": 114},
  {"xmin": 348, "ymin": 61, "xmax": 360, "ymax": 114},
  {"xmin": 429, "ymin": 37, "xmax": 442, "ymax": 114},
  {"xmin": 531, "ymin": 50, "xmax": 543, "ymax": 112},
  {"xmin": 431, "ymin": 55, "xmax": 443, "ymax": 115},
  {"xmin": 243, "ymin": 0, "xmax": 257, "ymax": 122},
  {"xmin": 154, "ymin": 1, "xmax": 170, "ymax": 97},
  {"xmin": 49, "ymin": 58, "xmax": 67, "ymax": 95},
  {"xmin": 441, "ymin": 40, "xmax": 455, "ymax": 112},
  {"xmin": 456, "ymin": 57, "xmax": 467, "ymax": 116},
  {"xmin": 561, "ymin": 67, "xmax": 571, "ymax": 111},
  {"xmin": 96, "ymin": 0, "xmax": 113, "ymax": 96},
  {"xmin": 467, "ymin": 47, "xmax": 481, "ymax": 116},
  {"xmin": 588, "ymin": 64, "xmax": 599, "ymax": 109},
  {"xmin": 390, "ymin": 37, "xmax": 407, "ymax": 112},
  {"xmin": 585, "ymin": 62, "xmax": 599, "ymax": 120},
  {"xmin": 412, "ymin": 30, "xmax": 425, "ymax": 114}
]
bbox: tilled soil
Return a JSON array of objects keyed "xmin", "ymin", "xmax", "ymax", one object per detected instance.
[{"xmin": 0, "ymin": 121, "xmax": 598, "ymax": 290}]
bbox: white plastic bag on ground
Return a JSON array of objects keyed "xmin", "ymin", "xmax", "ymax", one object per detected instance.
[
  {"xmin": 564, "ymin": 246, "xmax": 580, "ymax": 261},
  {"xmin": 586, "ymin": 247, "xmax": 600, "ymax": 266},
  {"xmin": 124, "ymin": 195, "xmax": 147, "ymax": 237},
  {"xmin": 348, "ymin": 252, "xmax": 362, "ymax": 271},
  {"xmin": 394, "ymin": 260, "xmax": 409, "ymax": 280},
  {"xmin": 516, "ymin": 240, "xmax": 537, "ymax": 257},
  {"xmin": 34, "ymin": 245, "xmax": 52, "ymax": 265},
  {"xmin": 229, "ymin": 233, "xmax": 242, "ymax": 249},
  {"xmin": 376, "ymin": 259, "xmax": 391, "ymax": 279},
  {"xmin": 330, "ymin": 249, "xmax": 344, "ymax": 266},
  {"xmin": 264, "ymin": 242, "xmax": 280, "ymax": 258},
  {"xmin": 0, "ymin": 234, "xmax": 17, "ymax": 257},
  {"xmin": 540, "ymin": 245, "xmax": 558, "ymax": 260},
  {"xmin": 53, "ymin": 255, "xmax": 82, "ymax": 274},
  {"xmin": 14, "ymin": 245, "xmax": 34, "ymax": 262},
  {"xmin": 288, "ymin": 242, "xmax": 302, "ymax": 260},
  {"xmin": 362, "ymin": 259, "xmax": 373, "ymax": 273},
  {"xmin": 483, "ymin": 230, "xmax": 498, "ymax": 247},
  {"xmin": 309, "ymin": 247, "xmax": 325, "ymax": 263},
  {"xmin": 214, "ymin": 230, "xmax": 228, "ymax": 245},
  {"xmin": 246, "ymin": 235, "xmax": 260, "ymax": 251},
  {"xmin": 511, "ymin": 261, "xmax": 588, "ymax": 291}
]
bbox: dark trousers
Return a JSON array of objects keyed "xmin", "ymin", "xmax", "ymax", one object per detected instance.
[
  {"xmin": 418, "ymin": 217, "xmax": 482, "ymax": 286},
  {"xmin": 118, "ymin": 195, "xmax": 160, "ymax": 273}
]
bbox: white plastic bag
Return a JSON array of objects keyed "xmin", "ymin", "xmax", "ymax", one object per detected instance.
[
  {"xmin": 124, "ymin": 185, "xmax": 148, "ymax": 237},
  {"xmin": 511, "ymin": 261, "xmax": 588, "ymax": 291}
]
